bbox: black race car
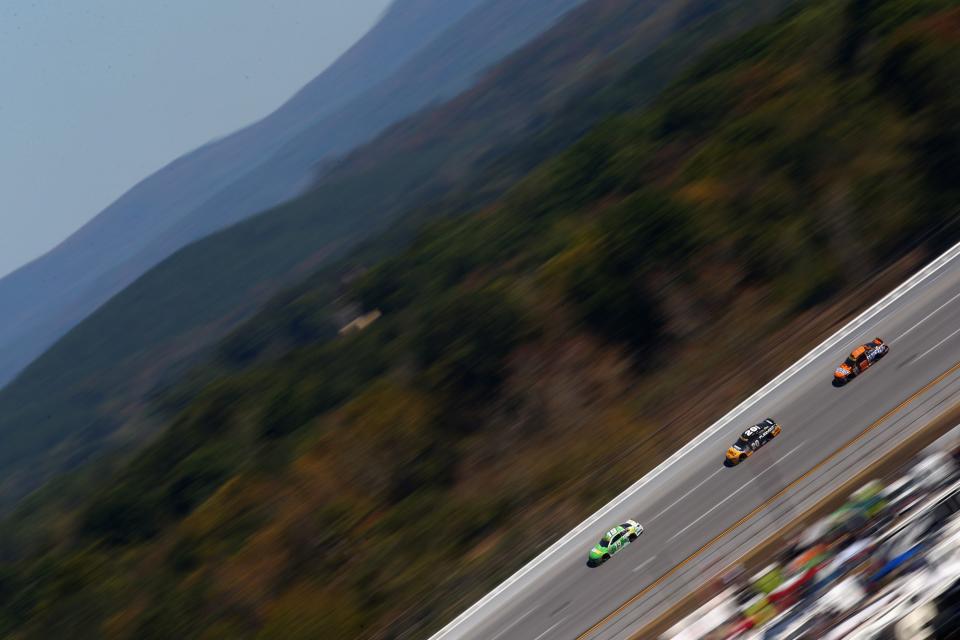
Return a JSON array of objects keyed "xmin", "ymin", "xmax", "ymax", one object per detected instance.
[{"xmin": 725, "ymin": 418, "xmax": 782, "ymax": 466}]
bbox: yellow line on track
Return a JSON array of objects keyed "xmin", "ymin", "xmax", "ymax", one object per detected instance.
[{"xmin": 577, "ymin": 359, "xmax": 960, "ymax": 640}]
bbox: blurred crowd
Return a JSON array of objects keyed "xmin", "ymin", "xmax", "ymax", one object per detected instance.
[{"xmin": 665, "ymin": 433, "xmax": 960, "ymax": 640}]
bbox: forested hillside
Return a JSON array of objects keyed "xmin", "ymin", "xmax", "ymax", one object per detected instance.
[
  {"xmin": 1, "ymin": 1, "xmax": 957, "ymax": 638},
  {"xmin": 0, "ymin": 0, "xmax": 792, "ymax": 510}
]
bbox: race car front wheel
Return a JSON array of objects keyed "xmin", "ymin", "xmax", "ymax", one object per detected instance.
[{"xmin": 629, "ymin": 534, "xmax": 637, "ymax": 542}]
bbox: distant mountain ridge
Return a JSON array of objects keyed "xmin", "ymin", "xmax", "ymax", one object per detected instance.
[
  {"xmin": 0, "ymin": 0, "xmax": 499, "ymax": 387},
  {"xmin": 74, "ymin": 0, "xmax": 588, "ymax": 339}
]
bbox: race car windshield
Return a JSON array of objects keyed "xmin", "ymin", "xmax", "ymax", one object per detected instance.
[
  {"xmin": 844, "ymin": 357, "xmax": 857, "ymax": 367},
  {"xmin": 598, "ymin": 539, "xmax": 609, "ymax": 548},
  {"xmin": 733, "ymin": 442, "xmax": 747, "ymax": 452}
]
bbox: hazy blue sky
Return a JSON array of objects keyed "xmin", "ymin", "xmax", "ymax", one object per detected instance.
[{"xmin": 0, "ymin": 0, "xmax": 391, "ymax": 278}]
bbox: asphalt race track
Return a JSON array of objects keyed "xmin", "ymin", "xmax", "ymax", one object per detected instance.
[{"xmin": 431, "ymin": 243, "xmax": 960, "ymax": 640}]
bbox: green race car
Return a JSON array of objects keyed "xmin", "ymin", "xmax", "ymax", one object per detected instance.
[{"xmin": 587, "ymin": 519, "xmax": 644, "ymax": 566}]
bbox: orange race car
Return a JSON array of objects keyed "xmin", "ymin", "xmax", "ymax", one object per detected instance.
[{"xmin": 833, "ymin": 338, "xmax": 889, "ymax": 385}]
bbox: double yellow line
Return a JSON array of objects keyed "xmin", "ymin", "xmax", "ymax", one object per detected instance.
[{"xmin": 577, "ymin": 359, "xmax": 960, "ymax": 640}]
